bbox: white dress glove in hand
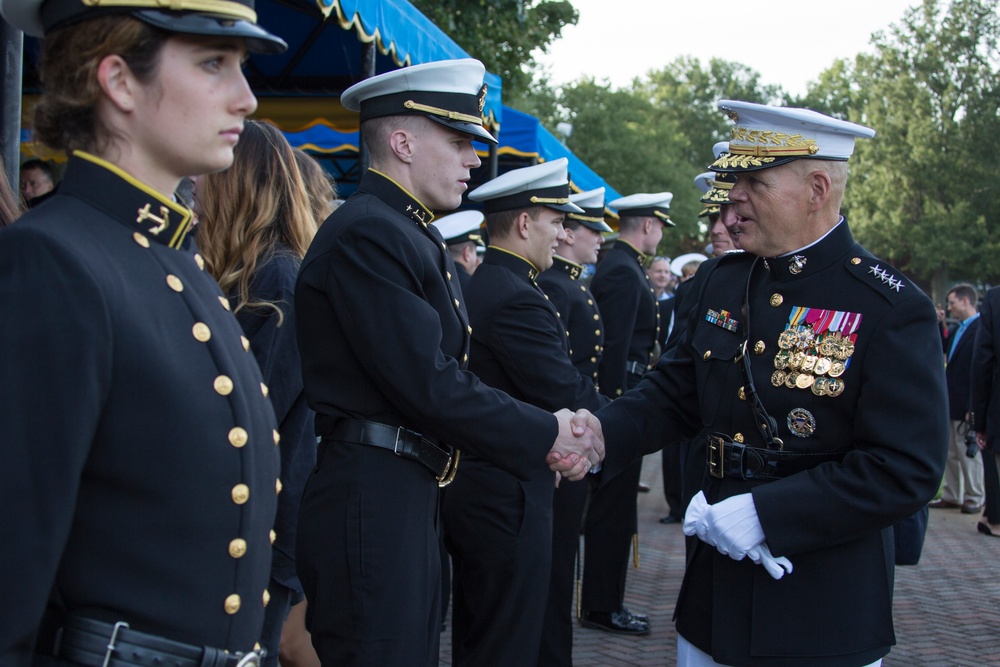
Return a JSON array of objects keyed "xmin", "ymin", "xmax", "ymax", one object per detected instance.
[
  {"xmin": 682, "ymin": 491, "xmax": 765, "ymax": 560},
  {"xmin": 747, "ymin": 542, "xmax": 794, "ymax": 580}
]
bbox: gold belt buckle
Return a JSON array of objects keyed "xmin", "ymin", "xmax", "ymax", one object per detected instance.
[
  {"xmin": 707, "ymin": 435, "xmax": 725, "ymax": 479},
  {"xmin": 437, "ymin": 448, "xmax": 460, "ymax": 487}
]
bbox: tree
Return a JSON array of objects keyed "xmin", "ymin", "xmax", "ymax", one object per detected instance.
[
  {"xmin": 409, "ymin": 0, "xmax": 578, "ymax": 97},
  {"xmin": 802, "ymin": 0, "xmax": 1000, "ymax": 296}
]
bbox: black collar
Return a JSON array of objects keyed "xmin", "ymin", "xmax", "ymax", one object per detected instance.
[
  {"xmin": 612, "ymin": 239, "xmax": 647, "ymax": 266},
  {"xmin": 483, "ymin": 246, "xmax": 540, "ymax": 282},
  {"xmin": 58, "ymin": 152, "xmax": 194, "ymax": 249},
  {"xmin": 360, "ymin": 169, "xmax": 435, "ymax": 227},
  {"xmin": 550, "ymin": 255, "xmax": 583, "ymax": 281},
  {"xmin": 763, "ymin": 219, "xmax": 855, "ymax": 282}
]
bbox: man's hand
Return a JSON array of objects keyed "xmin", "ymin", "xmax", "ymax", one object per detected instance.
[{"xmin": 546, "ymin": 409, "xmax": 605, "ymax": 481}]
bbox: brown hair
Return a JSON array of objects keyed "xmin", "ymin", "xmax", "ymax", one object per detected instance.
[
  {"xmin": 0, "ymin": 155, "xmax": 22, "ymax": 227},
  {"xmin": 292, "ymin": 148, "xmax": 337, "ymax": 225},
  {"xmin": 32, "ymin": 17, "xmax": 168, "ymax": 154},
  {"xmin": 196, "ymin": 120, "xmax": 317, "ymax": 322},
  {"xmin": 485, "ymin": 205, "xmax": 545, "ymax": 241}
]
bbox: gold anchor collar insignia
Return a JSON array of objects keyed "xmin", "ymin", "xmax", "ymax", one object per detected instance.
[{"xmin": 69, "ymin": 151, "xmax": 193, "ymax": 249}]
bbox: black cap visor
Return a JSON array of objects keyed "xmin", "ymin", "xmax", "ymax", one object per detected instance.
[{"xmin": 135, "ymin": 10, "xmax": 286, "ymax": 53}]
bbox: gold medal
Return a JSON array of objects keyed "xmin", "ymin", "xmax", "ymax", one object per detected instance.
[
  {"xmin": 774, "ymin": 350, "xmax": 791, "ymax": 370},
  {"xmin": 812, "ymin": 377, "xmax": 828, "ymax": 396},
  {"xmin": 837, "ymin": 338, "xmax": 855, "ymax": 360},
  {"xmin": 801, "ymin": 355, "xmax": 818, "ymax": 373},
  {"xmin": 819, "ymin": 337, "xmax": 839, "ymax": 357},
  {"xmin": 828, "ymin": 361, "xmax": 846, "ymax": 377},
  {"xmin": 814, "ymin": 357, "xmax": 833, "ymax": 375},
  {"xmin": 795, "ymin": 373, "xmax": 815, "ymax": 389},
  {"xmin": 778, "ymin": 329, "xmax": 797, "ymax": 350},
  {"xmin": 826, "ymin": 378, "xmax": 845, "ymax": 397},
  {"xmin": 785, "ymin": 372, "xmax": 799, "ymax": 389},
  {"xmin": 789, "ymin": 352, "xmax": 805, "ymax": 371},
  {"xmin": 771, "ymin": 370, "xmax": 787, "ymax": 387}
]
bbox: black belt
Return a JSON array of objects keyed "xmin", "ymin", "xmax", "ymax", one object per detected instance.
[
  {"xmin": 326, "ymin": 418, "xmax": 458, "ymax": 486},
  {"xmin": 707, "ymin": 433, "xmax": 850, "ymax": 480},
  {"xmin": 37, "ymin": 616, "xmax": 261, "ymax": 667},
  {"xmin": 625, "ymin": 360, "xmax": 650, "ymax": 377}
]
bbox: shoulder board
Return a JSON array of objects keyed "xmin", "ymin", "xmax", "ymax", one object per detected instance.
[{"xmin": 844, "ymin": 247, "xmax": 919, "ymax": 304}]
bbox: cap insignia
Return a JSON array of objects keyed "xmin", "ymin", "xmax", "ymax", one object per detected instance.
[
  {"xmin": 729, "ymin": 128, "xmax": 820, "ymax": 158},
  {"xmin": 478, "ymin": 84, "xmax": 487, "ymax": 115}
]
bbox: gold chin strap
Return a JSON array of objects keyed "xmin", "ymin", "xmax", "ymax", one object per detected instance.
[
  {"xmin": 568, "ymin": 213, "xmax": 606, "ymax": 223},
  {"xmin": 530, "ymin": 196, "xmax": 571, "ymax": 205},
  {"xmin": 437, "ymin": 449, "xmax": 460, "ymax": 487},
  {"xmin": 83, "ymin": 0, "xmax": 258, "ymax": 21},
  {"xmin": 404, "ymin": 100, "xmax": 482, "ymax": 125}
]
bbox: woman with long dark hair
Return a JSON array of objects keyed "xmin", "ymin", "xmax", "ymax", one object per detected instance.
[{"xmin": 195, "ymin": 119, "xmax": 318, "ymax": 667}]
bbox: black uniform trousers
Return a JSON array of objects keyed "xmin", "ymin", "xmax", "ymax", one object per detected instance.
[{"xmin": 297, "ymin": 443, "xmax": 441, "ymax": 667}]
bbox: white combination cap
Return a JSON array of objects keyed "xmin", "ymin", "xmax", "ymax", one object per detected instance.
[
  {"xmin": 567, "ymin": 187, "xmax": 612, "ymax": 232},
  {"xmin": 671, "ymin": 253, "xmax": 708, "ymax": 277},
  {"xmin": 711, "ymin": 99, "xmax": 875, "ymax": 172},
  {"xmin": 341, "ymin": 59, "xmax": 496, "ymax": 144},
  {"xmin": 608, "ymin": 192, "xmax": 674, "ymax": 227},
  {"xmin": 432, "ymin": 210, "xmax": 485, "ymax": 246},
  {"xmin": 469, "ymin": 158, "xmax": 583, "ymax": 214}
]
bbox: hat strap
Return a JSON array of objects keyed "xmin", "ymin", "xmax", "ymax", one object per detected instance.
[{"xmin": 403, "ymin": 100, "xmax": 482, "ymax": 126}]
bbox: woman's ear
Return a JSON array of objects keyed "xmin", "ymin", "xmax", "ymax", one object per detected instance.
[{"xmin": 96, "ymin": 54, "xmax": 137, "ymax": 113}]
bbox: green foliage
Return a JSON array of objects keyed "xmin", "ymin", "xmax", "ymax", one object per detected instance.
[
  {"xmin": 804, "ymin": 0, "xmax": 1000, "ymax": 287},
  {"xmin": 409, "ymin": 0, "xmax": 578, "ymax": 96},
  {"xmin": 514, "ymin": 58, "xmax": 784, "ymax": 256}
]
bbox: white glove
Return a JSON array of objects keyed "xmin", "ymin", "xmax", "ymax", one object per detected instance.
[
  {"xmin": 747, "ymin": 542, "xmax": 794, "ymax": 580},
  {"xmin": 682, "ymin": 491, "xmax": 765, "ymax": 560}
]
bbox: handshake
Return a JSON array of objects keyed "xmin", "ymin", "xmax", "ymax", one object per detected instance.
[{"xmin": 544, "ymin": 408, "xmax": 605, "ymax": 482}]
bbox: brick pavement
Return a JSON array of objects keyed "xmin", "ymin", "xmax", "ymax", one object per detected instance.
[{"xmin": 440, "ymin": 452, "xmax": 1000, "ymax": 666}]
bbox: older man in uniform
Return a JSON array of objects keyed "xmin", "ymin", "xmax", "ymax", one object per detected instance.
[
  {"xmin": 432, "ymin": 209, "xmax": 485, "ymax": 292},
  {"xmin": 579, "ymin": 192, "xmax": 673, "ymax": 635},
  {"xmin": 294, "ymin": 60, "xmax": 602, "ymax": 667},
  {"xmin": 536, "ymin": 187, "xmax": 614, "ymax": 665},
  {"xmin": 575, "ymin": 100, "xmax": 948, "ymax": 667},
  {"xmin": 440, "ymin": 160, "xmax": 609, "ymax": 666}
]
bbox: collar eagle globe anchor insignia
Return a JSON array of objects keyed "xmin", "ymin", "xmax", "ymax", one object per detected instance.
[{"xmin": 787, "ymin": 408, "xmax": 816, "ymax": 438}]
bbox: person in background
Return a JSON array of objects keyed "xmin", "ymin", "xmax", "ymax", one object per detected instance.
[
  {"xmin": 442, "ymin": 159, "xmax": 608, "ymax": 666},
  {"xmin": 972, "ymin": 285, "xmax": 1000, "ymax": 537},
  {"xmin": 195, "ymin": 119, "xmax": 318, "ymax": 667},
  {"xmin": 292, "ymin": 148, "xmax": 337, "ymax": 225},
  {"xmin": 929, "ymin": 284, "xmax": 984, "ymax": 514},
  {"xmin": 0, "ymin": 0, "xmax": 286, "ymax": 664},
  {"xmin": 432, "ymin": 209, "xmax": 485, "ymax": 292},
  {"xmin": 536, "ymin": 186, "xmax": 613, "ymax": 666},
  {"xmin": 649, "ymin": 255, "xmax": 674, "ymax": 301},
  {"xmin": 19, "ymin": 157, "xmax": 56, "ymax": 207},
  {"xmin": 580, "ymin": 191, "xmax": 674, "ymax": 636}
]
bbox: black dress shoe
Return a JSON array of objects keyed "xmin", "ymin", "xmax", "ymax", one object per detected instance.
[
  {"xmin": 620, "ymin": 605, "xmax": 648, "ymax": 623},
  {"xmin": 637, "ymin": 482, "xmax": 651, "ymax": 493},
  {"xmin": 659, "ymin": 514, "xmax": 681, "ymax": 524},
  {"xmin": 580, "ymin": 608, "xmax": 651, "ymax": 635}
]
